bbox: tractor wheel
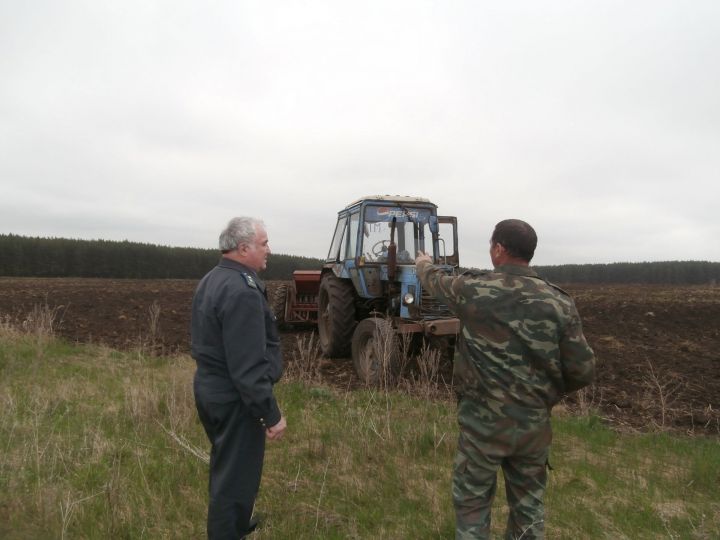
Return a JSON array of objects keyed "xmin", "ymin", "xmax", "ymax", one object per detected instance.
[
  {"xmin": 271, "ymin": 284, "xmax": 290, "ymax": 329},
  {"xmin": 351, "ymin": 317, "xmax": 400, "ymax": 385},
  {"xmin": 317, "ymin": 274, "xmax": 356, "ymax": 357}
]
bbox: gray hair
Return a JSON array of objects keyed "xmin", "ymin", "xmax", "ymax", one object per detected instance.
[{"xmin": 219, "ymin": 217, "xmax": 264, "ymax": 253}]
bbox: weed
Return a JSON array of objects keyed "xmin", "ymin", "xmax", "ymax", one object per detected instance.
[
  {"xmin": 643, "ymin": 359, "xmax": 683, "ymax": 431},
  {"xmin": 408, "ymin": 343, "xmax": 451, "ymax": 400},
  {"xmin": 285, "ymin": 333, "xmax": 323, "ymax": 384},
  {"xmin": 147, "ymin": 300, "xmax": 162, "ymax": 351},
  {"xmin": 22, "ymin": 300, "xmax": 64, "ymax": 337},
  {"xmin": 0, "ymin": 314, "xmax": 17, "ymax": 337},
  {"xmin": 134, "ymin": 301, "xmax": 164, "ymax": 357}
]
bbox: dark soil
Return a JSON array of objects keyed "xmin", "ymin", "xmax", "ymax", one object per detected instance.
[{"xmin": 1, "ymin": 278, "xmax": 718, "ymax": 435}]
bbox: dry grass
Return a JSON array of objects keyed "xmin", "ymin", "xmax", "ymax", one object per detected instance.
[
  {"xmin": 21, "ymin": 300, "xmax": 64, "ymax": 337},
  {"xmin": 0, "ymin": 314, "xmax": 17, "ymax": 337},
  {"xmin": 133, "ymin": 300, "xmax": 165, "ymax": 357},
  {"xmin": 642, "ymin": 359, "xmax": 683, "ymax": 431},
  {"xmin": 0, "ymin": 306, "xmax": 206, "ymax": 538},
  {"xmin": 285, "ymin": 327, "xmax": 453, "ymax": 399},
  {"xmin": 559, "ymin": 383, "xmax": 603, "ymax": 419},
  {"xmin": 0, "ymin": 300, "xmax": 66, "ymax": 357},
  {"xmin": 404, "ymin": 343, "xmax": 453, "ymax": 400},
  {"xmin": 147, "ymin": 300, "xmax": 162, "ymax": 352},
  {"xmin": 284, "ymin": 333, "xmax": 324, "ymax": 384}
]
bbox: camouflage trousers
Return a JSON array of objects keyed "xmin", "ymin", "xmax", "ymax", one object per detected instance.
[{"xmin": 453, "ymin": 396, "xmax": 552, "ymax": 540}]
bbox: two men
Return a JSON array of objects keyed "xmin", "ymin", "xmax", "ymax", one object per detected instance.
[
  {"xmin": 191, "ymin": 217, "xmax": 286, "ymax": 539},
  {"xmin": 416, "ymin": 219, "xmax": 595, "ymax": 539},
  {"xmin": 191, "ymin": 215, "xmax": 593, "ymax": 539}
]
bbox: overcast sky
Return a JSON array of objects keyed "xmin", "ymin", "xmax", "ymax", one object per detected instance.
[{"xmin": 1, "ymin": 1, "xmax": 718, "ymax": 268}]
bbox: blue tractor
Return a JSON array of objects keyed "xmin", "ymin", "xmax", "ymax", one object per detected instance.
[{"xmin": 273, "ymin": 195, "xmax": 460, "ymax": 384}]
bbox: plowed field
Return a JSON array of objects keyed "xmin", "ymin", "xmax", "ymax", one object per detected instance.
[{"xmin": 1, "ymin": 277, "xmax": 718, "ymax": 435}]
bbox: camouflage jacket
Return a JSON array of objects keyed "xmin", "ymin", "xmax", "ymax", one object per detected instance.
[{"xmin": 417, "ymin": 261, "xmax": 595, "ymax": 409}]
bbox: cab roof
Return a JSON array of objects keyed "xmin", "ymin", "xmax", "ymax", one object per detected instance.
[{"xmin": 345, "ymin": 195, "xmax": 434, "ymax": 209}]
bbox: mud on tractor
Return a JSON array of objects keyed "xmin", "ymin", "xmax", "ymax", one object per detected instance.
[{"xmin": 272, "ymin": 195, "xmax": 460, "ymax": 384}]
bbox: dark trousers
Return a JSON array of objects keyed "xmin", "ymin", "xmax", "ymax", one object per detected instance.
[{"xmin": 195, "ymin": 395, "xmax": 265, "ymax": 539}]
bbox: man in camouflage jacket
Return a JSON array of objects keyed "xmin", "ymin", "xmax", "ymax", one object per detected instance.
[{"xmin": 416, "ymin": 219, "xmax": 595, "ymax": 540}]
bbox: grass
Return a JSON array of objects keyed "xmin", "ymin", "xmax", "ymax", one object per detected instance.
[{"xmin": 1, "ymin": 321, "xmax": 719, "ymax": 539}]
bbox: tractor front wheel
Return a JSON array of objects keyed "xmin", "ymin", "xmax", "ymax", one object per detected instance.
[
  {"xmin": 351, "ymin": 317, "xmax": 400, "ymax": 385},
  {"xmin": 317, "ymin": 274, "xmax": 356, "ymax": 357}
]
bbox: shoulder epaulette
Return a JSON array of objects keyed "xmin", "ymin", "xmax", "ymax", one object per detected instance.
[{"xmin": 241, "ymin": 272, "xmax": 259, "ymax": 290}]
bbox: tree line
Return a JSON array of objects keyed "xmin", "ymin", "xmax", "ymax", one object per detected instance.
[
  {"xmin": 0, "ymin": 234, "xmax": 322, "ymax": 280},
  {"xmin": 1, "ymin": 234, "xmax": 719, "ymax": 284},
  {"xmin": 533, "ymin": 261, "xmax": 720, "ymax": 285}
]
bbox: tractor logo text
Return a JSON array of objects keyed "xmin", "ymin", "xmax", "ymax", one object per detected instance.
[{"xmin": 377, "ymin": 207, "xmax": 419, "ymax": 219}]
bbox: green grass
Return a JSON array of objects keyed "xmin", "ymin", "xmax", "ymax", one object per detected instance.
[{"xmin": 1, "ymin": 328, "xmax": 718, "ymax": 539}]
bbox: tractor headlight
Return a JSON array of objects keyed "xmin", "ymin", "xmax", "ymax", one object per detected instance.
[{"xmin": 403, "ymin": 292, "xmax": 415, "ymax": 305}]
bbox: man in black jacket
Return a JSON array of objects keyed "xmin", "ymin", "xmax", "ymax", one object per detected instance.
[{"xmin": 191, "ymin": 217, "xmax": 286, "ymax": 539}]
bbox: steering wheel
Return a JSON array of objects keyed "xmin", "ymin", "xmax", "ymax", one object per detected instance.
[{"xmin": 371, "ymin": 240, "xmax": 390, "ymax": 256}]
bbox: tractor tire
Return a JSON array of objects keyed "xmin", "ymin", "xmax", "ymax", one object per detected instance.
[
  {"xmin": 317, "ymin": 274, "xmax": 356, "ymax": 357},
  {"xmin": 351, "ymin": 317, "xmax": 400, "ymax": 385},
  {"xmin": 271, "ymin": 284, "xmax": 290, "ymax": 329}
]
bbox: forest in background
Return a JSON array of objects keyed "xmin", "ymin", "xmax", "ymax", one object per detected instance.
[
  {"xmin": 1, "ymin": 233, "xmax": 719, "ymax": 284},
  {"xmin": 0, "ymin": 234, "xmax": 321, "ymax": 281}
]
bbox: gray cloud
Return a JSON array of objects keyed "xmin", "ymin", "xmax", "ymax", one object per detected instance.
[{"xmin": 1, "ymin": 1, "xmax": 719, "ymax": 269}]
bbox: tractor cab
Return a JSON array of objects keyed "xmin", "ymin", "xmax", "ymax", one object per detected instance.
[{"xmin": 325, "ymin": 196, "xmax": 458, "ymax": 313}]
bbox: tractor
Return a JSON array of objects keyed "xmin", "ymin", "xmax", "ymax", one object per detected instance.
[{"xmin": 272, "ymin": 195, "xmax": 460, "ymax": 384}]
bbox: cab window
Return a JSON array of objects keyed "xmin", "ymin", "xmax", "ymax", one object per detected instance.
[
  {"xmin": 346, "ymin": 212, "xmax": 359, "ymax": 260},
  {"xmin": 438, "ymin": 222, "xmax": 456, "ymax": 259},
  {"xmin": 326, "ymin": 216, "xmax": 347, "ymax": 262}
]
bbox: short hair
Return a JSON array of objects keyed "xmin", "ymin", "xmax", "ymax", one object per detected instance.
[
  {"xmin": 491, "ymin": 219, "xmax": 537, "ymax": 262},
  {"xmin": 219, "ymin": 217, "xmax": 264, "ymax": 253}
]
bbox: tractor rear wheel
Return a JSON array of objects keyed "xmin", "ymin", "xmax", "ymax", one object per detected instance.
[
  {"xmin": 318, "ymin": 274, "xmax": 356, "ymax": 357},
  {"xmin": 271, "ymin": 284, "xmax": 290, "ymax": 329},
  {"xmin": 351, "ymin": 317, "xmax": 400, "ymax": 385}
]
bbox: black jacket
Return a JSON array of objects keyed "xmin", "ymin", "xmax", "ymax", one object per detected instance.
[{"xmin": 191, "ymin": 258, "xmax": 283, "ymax": 426}]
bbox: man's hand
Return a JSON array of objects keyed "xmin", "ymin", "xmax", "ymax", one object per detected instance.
[
  {"xmin": 266, "ymin": 415, "xmax": 287, "ymax": 441},
  {"xmin": 415, "ymin": 251, "xmax": 432, "ymax": 265}
]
